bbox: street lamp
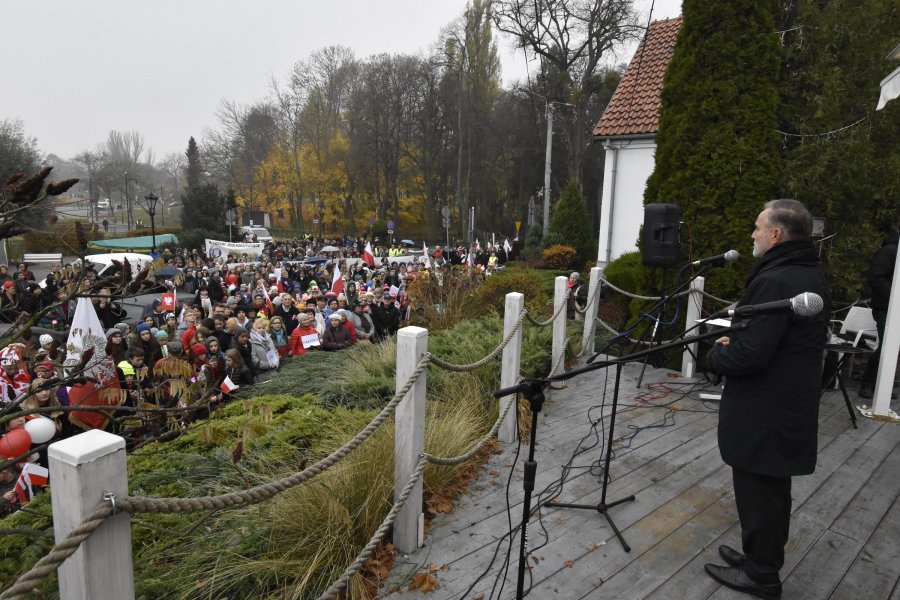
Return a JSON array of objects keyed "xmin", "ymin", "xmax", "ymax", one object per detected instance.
[
  {"xmin": 123, "ymin": 171, "xmax": 129, "ymax": 230},
  {"xmin": 144, "ymin": 192, "xmax": 159, "ymax": 255}
]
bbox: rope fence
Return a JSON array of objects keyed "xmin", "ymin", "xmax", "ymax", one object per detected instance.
[{"xmin": 3, "ymin": 270, "xmax": 733, "ymax": 600}]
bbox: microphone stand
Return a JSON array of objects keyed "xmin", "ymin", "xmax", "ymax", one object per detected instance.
[{"xmin": 495, "ymin": 322, "xmax": 747, "ymax": 600}]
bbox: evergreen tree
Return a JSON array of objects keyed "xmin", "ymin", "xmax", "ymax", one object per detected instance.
[
  {"xmin": 775, "ymin": 0, "xmax": 900, "ymax": 299},
  {"xmin": 645, "ymin": 0, "xmax": 781, "ymax": 297},
  {"xmin": 550, "ymin": 179, "xmax": 595, "ymax": 265},
  {"xmin": 184, "ymin": 136, "xmax": 203, "ymax": 192}
]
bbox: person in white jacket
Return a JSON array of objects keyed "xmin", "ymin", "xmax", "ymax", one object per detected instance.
[{"xmin": 249, "ymin": 318, "xmax": 279, "ymax": 375}]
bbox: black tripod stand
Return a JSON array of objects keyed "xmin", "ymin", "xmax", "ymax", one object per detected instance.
[
  {"xmin": 494, "ymin": 323, "xmax": 746, "ymax": 599},
  {"xmin": 544, "ymin": 361, "xmax": 635, "ymax": 550}
]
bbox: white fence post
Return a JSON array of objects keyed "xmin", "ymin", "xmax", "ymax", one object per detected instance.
[
  {"xmin": 394, "ymin": 326, "xmax": 428, "ymax": 553},
  {"xmin": 681, "ymin": 276, "xmax": 705, "ymax": 378},
  {"xmin": 49, "ymin": 430, "xmax": 134, "ymax": 600},
  {"xmin": 552, "ymin": 276, "xmax": 568, "ymax": 376},
  {"xmin": 499, "ymin": 292, "xmax": 524, "ymax": 443},
  {"xmin": 872, "ymin": 255, "xmax": 900, "ymax": 416},
  {"xmin": 582, "ymin": 267, "xmax": 603, "ymax": 357}
]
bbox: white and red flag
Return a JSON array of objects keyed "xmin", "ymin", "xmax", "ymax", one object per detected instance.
[
  {"xmin": 362, "ymin": 242, "xmax": 376, "ymax": 267},
  {"xmin": 220, "ymin": 376, "xmax": 238, "ymax": 394},
  {"xmin": 331, "ymin": 262, "xmax": 345, "ymax": 295},
  {"xmin": 15, "ymin": 463, "xmax": 49, "ymax": 504}
]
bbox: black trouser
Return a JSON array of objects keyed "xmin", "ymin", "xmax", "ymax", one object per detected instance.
[
  {"xmin": 732, "ymin": 468, "xmax": 792, "ymax": 583},
  {"xmin": 861, "ymin": 308, "xmax": 888, "ymax": 390}
]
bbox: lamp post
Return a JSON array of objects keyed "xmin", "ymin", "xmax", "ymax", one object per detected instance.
[
  {"xmin": 123, "ymin": 171, "xmax": 131, "ymax": 231},
  {"xmin": 144, "ymin": 192, "xmax": 158, "ymax": 255}
]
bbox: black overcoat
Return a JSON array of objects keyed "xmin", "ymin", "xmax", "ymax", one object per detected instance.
[{"xmin": 707, "ymin": 240, "xmax": 831, "ymax": 477}]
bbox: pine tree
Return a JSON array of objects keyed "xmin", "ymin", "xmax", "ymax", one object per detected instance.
[
  {"xmin": 645, "ymin": 0, "xmax": 781, "ymax": 297},
  {"xmin": 181, "ymin": 137, "xmax": 225, "ymax": 237},
  {"xmin": 184, "ymin": 136, "xmax": 203, "ymax": 193},
  {"xmin": 550, "ymin": 180, "xmax": 595, "ymax": 265}
]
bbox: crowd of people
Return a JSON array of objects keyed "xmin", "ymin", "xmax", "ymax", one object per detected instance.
[{"xmin": 0, "ymin": 235, "xmax": 514, "ymax": 515}]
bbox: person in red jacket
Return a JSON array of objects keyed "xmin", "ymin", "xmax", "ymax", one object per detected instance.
[{"xmin": 289, "ymin": 312, "xmax": 321, "ymax": 356}]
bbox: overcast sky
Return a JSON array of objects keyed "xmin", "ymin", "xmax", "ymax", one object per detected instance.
[{"xmin": 1, "ymin": 0, "xmax": 681, "ymax": 162}]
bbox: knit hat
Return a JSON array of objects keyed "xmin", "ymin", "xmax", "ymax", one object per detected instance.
[
  {"xmin": 137, "ymin": 323, "xmax": 151, "ymax": 334},
  {"xmin": 192, "ymin": 343, "xmax": 208, "ymax": 357},
  {"xmin": 114, "ymin": 322, "xmax": 130, "ymax": 334},
  {"xmin": 117, "ymin": 360, "xmax": 135, "ymax": 376},
  {"xmin": 106, "ymin": 328, "xmax": 121, "ymax": 339},
  {"xmin": 40, "ymin": 334, "xmax": 55, "ymax": 348},
  {"xmin": 166, "ymin": 340, "xmax": 183, "ymax": 355},
  {"xmin": 155, "ymin": 330, "xmax": 169, "ymax": 342}
]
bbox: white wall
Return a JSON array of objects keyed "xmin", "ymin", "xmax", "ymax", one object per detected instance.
[{"xmin": 596, "ymin": 137, "xmax": 657, "ymax": 266}]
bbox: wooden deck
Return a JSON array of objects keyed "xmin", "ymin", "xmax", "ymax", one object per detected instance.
[{"xmin": 382, "ymin": 358, "xmax": 900, "ymax": 600}]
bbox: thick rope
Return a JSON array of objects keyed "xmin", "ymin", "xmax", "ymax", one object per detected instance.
[
  {"xmin": 0, "ymin": 505, "xmax": 114, "ymax": 600},
  {"xmin": 599, "ymin": 277, "xmax": 691, "ymax": 301},
  {"xmin": 429, "ymin": 310, "xmax": 527, "ymax": 372},
  {"xmin": 0, "ymin": 356, "xmax": 432, "ymax": 599},
  {"xmin": 525, "ymin": 299, "xmax": 566, "ymax": 328},
  {"xmin": 700, "ymin": 289, "xmax": 735, "ymax": 305},
  {"xmin": 317, "ymin": 456, "xmax": 429, "ymax": 600}
]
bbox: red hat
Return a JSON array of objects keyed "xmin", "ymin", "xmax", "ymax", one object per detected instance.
[
  {"xmin": 2, "ymin": 281, "xmax": 14, "ymax": 289},
  {"xmin": 192, "ymin": 343, "xmax": 208, "ymax": 357}
]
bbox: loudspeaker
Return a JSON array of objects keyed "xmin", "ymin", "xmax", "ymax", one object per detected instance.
[{"xmin": 642, "ymin": 204, "xmax": 682, "ymax": 268}]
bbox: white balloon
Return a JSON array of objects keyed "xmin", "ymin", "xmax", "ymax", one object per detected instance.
[{"xmin": 24, "ymin": 417, "xmax": 57, "ymax": 444}]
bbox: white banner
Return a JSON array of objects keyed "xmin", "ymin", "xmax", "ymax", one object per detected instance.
[{"xmin": 205, "ymin": 239, "xmax": 264, "ymax": 259}]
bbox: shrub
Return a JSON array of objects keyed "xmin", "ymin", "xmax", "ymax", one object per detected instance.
[
  {"xmin": 540, "ymin": 231, "xmax": 567, "ymax": 249},
  {"xmin": 124, "ymin": 226, "xmax": 180, "ymax": 238},
  {"xmin": 542, "ymin": 244, "xmax": 578, "ymax": 270},
  {"xmin": 472, "ymin": 268, "xmax": 554, "ymax": 316},
  {"xmin": 23, "ymin": 221, "xmax": 104, "ymax": 254},
  {"xmin": 176, "ymin": 228, "xmax": 212, "ymax": 253},
  {"xmin": 405, "ymin": 268, "xmax": 485, "ymax": 330},
  {"xmin": 522, "ymin": 223, "xmax": 543, "ymax": 261}
]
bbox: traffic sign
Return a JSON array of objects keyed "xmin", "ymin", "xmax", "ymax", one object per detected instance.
[
  {"xmin": 312, "ymin": 213, "xmax": 320, "ymax": 224},
  {"xmin": 225, "ymin": 209, "xmax": 237, "ymax": 226},
  {"xmin": 387, "ymin": 220, "xmax": 395, "ymax": 230},
  {"xmin": 442, "ymin": 216, "xmax": 450, "ymax": 228},
  {"xmin": 515, "ymin": 220, "xmax": 522, "ymax": 234},
  {"xmin": 441, "ymin": 205, "xmax": 450, "ymax": 218},
  {"xmin": 369, "ymin": 215, "xmax": 375, "ymax": 225}
]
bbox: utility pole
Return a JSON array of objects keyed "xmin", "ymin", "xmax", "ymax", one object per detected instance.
[{"xmin": 517, "ymin": 88, "xmax": 573, "ymax": 236}]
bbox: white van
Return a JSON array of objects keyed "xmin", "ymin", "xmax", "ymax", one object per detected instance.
[
  {"xmin": 86, "ymin": 253, "xmax": 154, "ymax": 277},
  {"xmin": 96, "ymin": 199, "xmax": 110, "ymax": 210},
  {"xmin": 240, "ymin": 225, "xmax": 273, "ymax": 242}
]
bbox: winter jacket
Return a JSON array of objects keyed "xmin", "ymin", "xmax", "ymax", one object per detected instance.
[{"xmin": 249, "ymin": 329, "xmax": 279, "ymax": 371}]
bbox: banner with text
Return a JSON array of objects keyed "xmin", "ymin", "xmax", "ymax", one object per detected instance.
[{"xmin": 205, "ymin": 239, "xmax": 265, "ymax": 259}]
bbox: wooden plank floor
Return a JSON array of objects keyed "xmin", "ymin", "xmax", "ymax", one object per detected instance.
[{"xmin": 381, "ymin": 359, "xmax": 900, "ymax": 600}]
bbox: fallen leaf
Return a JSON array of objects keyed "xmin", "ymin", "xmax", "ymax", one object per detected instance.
[
  {"xmin": 586, "ymin": 541, "xmax": 606, "ymax": 550},
  {"xmin": 472, "ymin": 594, "xmax": 485, "ymax": 600},
  {"xmin": 564, "ymin": 560, "xmax": 574, "ymax": 568},
  {"xmin": 489, "ymin": 470, "xmax": 500, "ymax": 477},
  {"xmin": 409, "ymin": 572, "xmax": 439, "ymax": 593},
  {"xmin": 554, "ymin": 517, "xmax": 567, "ymax": 526}
]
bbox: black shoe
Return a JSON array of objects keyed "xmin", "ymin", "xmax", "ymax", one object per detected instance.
[
  {"xmin": 858, "ymin": 388, "xmax": 874, "ymax": 399},
  {"xmin": 719, "ymin": 544, "xmax": 746, "ymax": 568},
  {"xmin": 704, "ymin": 564, "xmax": 782, "ymax": 599}
]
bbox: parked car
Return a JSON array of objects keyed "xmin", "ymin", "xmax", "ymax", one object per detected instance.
[
  {"xmin": 240, "ymin": 226, "xmax": 273, "ymax": 242},
  {"xmin": 96, "ymin": 198, "xmax": 110, "ymax": 210},
  {"xmin": 86, "ymin": 252, "xmax": 154, "ymax": 277}
]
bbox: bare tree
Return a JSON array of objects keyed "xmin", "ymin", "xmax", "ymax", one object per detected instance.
[{"xmin": 493, "ymin": 0, "xmax": 639, "ymax": 185}]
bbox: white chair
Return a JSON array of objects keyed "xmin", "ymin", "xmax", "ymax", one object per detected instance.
[{"xmin": 830, "ymin": 306, "xmax": 878, "ymax": 385}]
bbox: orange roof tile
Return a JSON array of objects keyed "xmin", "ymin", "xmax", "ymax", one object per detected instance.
[{"xmin": 593, "ymin": 17, "xmax": 682, "ymax": 138}]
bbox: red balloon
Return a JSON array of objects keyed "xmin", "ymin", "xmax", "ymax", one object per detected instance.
[{"xmin": 0, "ymin": 428, "xmax": 32, "ymax": 458}]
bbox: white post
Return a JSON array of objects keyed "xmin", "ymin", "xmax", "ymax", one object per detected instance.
[
  {"xmin": 394, "ymin": 326, "xmax": 428, "ymax": 553},
  {"xmin": 552, "ymin": 276, "xmax": 567, "ymax": 376},
  {"xmin": 49, "ymin": 430, "xmax": 134, "ymax": 600},
  {"xmin": 499, "ymin": 293, "xmax": 524, "ymax": 443},
  {"xmin": 582, "ymin": 267, "xmax": 603, "ymax": 357},
  {"xmin": 681, "ymin": 276, "xmax": 705, "ymax": 378},
  {"xmin": 872, "ymin": 256, "xmax": 900, "ymax": 416}
]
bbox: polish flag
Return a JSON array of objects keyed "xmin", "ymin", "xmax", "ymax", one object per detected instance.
[
  {"xmin": 362, "ymin": 242, "xmax": 376, "ymax": 267},
  {"xmin": 423, "ymin": 241, "xmax": 432, "ymax": 270},
  {"xmin": 331, "ymin": 263, "xmax": 345, "ymax": 295},
  {"xmin": 15, "ymin": 463, "xmax": 49, "ymax": 504},
  {"xmin": 220, "ymin": 376, "xmax": 238, "ymax": 394}
]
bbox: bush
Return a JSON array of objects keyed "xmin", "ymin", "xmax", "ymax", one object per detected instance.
[
  {"xmin": 125, "ymin": 226, "xmax": 180, "ymax": 238},
  {"xmin": 542, "ymin": 244, "xmax": 579, "ymax": 270},
  {"xmin": 522, "ymin": 223, "xmax": 543, "ymax": 261},
  {"xmin": 176, "ymin": 228, "xmax": 212, "ymax": 253},
  {"xmin": 472, "ymin": 267, "xmax": 554, "ymax": 316},
  {"xmin": 405, "ymin": 268, "xmax": 485, "ymax": 331},
  {"xmin": 23, "ymin": 221, "xmax": 104, "ymax": 254},
  {"xmin": 540, "ymin": 231, "xmax": 567, "ymax": 249}
]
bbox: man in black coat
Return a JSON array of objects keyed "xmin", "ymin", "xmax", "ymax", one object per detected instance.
[
  {"xmin": 704, "ymin": 199, "xmax": 831, "ymax": 599},
  {"xmin": 859, "ymin": 224, "xmax": 898, "ymax": 399},
  {"xmin": 370, "ymin": 293, "xmax": 401, "ymax": 341}
]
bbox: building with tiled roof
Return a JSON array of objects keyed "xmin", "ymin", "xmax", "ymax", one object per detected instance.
[{"xmin": 595, "ymin": 17, "xmax": 682, "ymax": 265}]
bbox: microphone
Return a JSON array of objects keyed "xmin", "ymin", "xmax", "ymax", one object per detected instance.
[
  {"xmin": 692, "ymin": 250, "xmax": 740, "ymax": 267},
  {"xmin": 710, "ymin": 292, "xmax": 824, "ymax": 319}
]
